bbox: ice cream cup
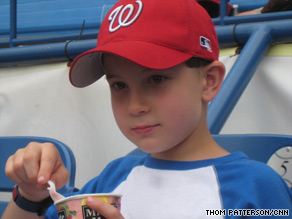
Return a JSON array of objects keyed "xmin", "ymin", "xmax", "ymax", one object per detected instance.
[{"xmin": 54, "ymin": 193, "xmax": 121, "ymax": 219}]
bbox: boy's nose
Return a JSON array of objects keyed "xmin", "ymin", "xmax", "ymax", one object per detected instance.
[{"xmin": 128, "ymin": 92, "xmax": 150, "ymax": 116}]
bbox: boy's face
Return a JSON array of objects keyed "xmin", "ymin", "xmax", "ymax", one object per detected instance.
[{"xmin": 104, "ymin": 54, "xmax": 208, "ymax": 158}]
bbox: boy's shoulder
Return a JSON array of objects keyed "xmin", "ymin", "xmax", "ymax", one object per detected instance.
[
  {"xmin": 215, "ymin": 153, "xmax": 292, "ymax": 210},
  {"xmin": 216, "ymin": 152, "xmax": 285, "ymax": 184}
]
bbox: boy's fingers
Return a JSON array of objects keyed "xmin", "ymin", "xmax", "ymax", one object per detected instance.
[
  {"xmin": 37, "ymin": 143, "xmax": 60, "ymax": 184},
  {"xmin": 50, "ymin": 165, "xmax": 70, "ymax": 190},
  {"xmin": 23, "ymin": 145, "xmax": 41, "ymax": 183},
  {"xmin": 37, "ymin": 143, "xmax": 69, "ymax": 189},
  {"xmin": 12, "ymin": 149, "xmax": 31, "ymax": 183},
  {"xmin": 5, "ymin": 155, "xmax": 22, "ymax": 184},
  {"xmin": 86, "ymin": 197, "xmax": 123, "ymax": 219}
]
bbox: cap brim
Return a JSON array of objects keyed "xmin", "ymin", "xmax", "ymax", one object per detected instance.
[
  {"xmin": 69, "ymin": 41, "xmax": 193, "ymax": 88},
  {"xmin": 69, "ymin": 51, "xmax": 104, "ymax": 88}
]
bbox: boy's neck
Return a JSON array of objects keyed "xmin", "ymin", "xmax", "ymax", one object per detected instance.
[
  {"xmin": 151, "ymin": 119, "xmax": 229, "ymax": 161},
  {"xmin": 151, "ymin": 136, "xmax": 229, "ymax": 162}
]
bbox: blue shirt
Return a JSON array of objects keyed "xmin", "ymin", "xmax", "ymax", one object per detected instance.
[{"xmin": 46, "ymin": 152, "xmax": 292, "ymax": 218}]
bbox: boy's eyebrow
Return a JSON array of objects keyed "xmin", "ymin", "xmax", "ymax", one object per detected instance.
[
  {"xmin": 105, "ymin": 74, "xmax": 117, "ymax": 80},
  {"xmin": 105, "ymin": 73, "xmax": 126, "ymax": 80}
]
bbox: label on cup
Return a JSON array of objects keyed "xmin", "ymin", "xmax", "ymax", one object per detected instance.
[
  {"xmin": 82, "ymin": 205, "xmax": 108, "ymax": 219},
  {"xmin": 55, "ymin": 194, "xmax": 121, "ymax": 219},
  {"xmin": 57, "ymin": 204, "xmax": 119, "ymax": 219}
]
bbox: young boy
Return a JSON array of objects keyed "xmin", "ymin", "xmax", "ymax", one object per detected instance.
[{"xmin": 3, "ymin": 0, "xmax": 292, "ymax": 218}]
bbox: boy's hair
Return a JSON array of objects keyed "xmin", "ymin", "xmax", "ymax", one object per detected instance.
[
  {"xmin": 185, "ymin": 57, "xmax": 212, "ymax": 68},
  {"xmin": 69, "ymin": 0, "xmax": 219, "ymax": 88}
]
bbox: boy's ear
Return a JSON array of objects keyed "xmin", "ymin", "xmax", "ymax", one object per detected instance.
[{"xmin": 201, "ymin": 61, "xmax": 225, "ymax": 102}]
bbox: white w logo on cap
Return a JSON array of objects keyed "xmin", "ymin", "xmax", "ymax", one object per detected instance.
[{"xmin": 108, "ymin": 0, "xmax": 143, "ymax": 33}]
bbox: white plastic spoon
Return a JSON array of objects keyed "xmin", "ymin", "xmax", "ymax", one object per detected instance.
[{"xmin": 47, "ymin": 180, "xmax": 65, "ymax": 202}]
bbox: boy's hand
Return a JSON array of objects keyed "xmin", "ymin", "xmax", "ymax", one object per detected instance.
[
  {"xmin": 86, "ymin": 197, "xmax": 124, "ymax": 219},
  {"xmin": 5, "ymin": 142, "xmax": 69, "ymax": 202}
]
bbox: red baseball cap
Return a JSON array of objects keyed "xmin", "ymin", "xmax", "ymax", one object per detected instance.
[{"xmin": 69, "ymin": 0, "xmax": 219, "ymax": 88}]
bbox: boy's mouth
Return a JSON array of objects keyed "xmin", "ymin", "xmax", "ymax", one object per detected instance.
[{"xmin": 132, "ymin": 124, "xmax": 160, "ymax": 135}]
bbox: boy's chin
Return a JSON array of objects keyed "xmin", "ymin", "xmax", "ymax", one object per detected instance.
[
  {"xmin": 135, "ymin": 143, "xmax": 173, "ymax": 155},
  {"xmin": 131, "ymin": 139, "xmax": 165, "ymax": 154}
]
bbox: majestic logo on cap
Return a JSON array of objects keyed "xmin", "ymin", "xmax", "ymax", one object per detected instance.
[
  {"xmin": 200, "ymin": 36, "xmax": 212, "ymax": 52},
  {"xmin": 108, "ymin": 0, "xmax": 143, "ymax": 33}
]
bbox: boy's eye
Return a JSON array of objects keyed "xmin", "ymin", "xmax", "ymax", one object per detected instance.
[
  {"xmin": 112, "ymin": 82, "xmax": 127, "ymax": 90},
  {"xmin": 150, "ymin": 75, "xmax": 166, "ymax": 84}
]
